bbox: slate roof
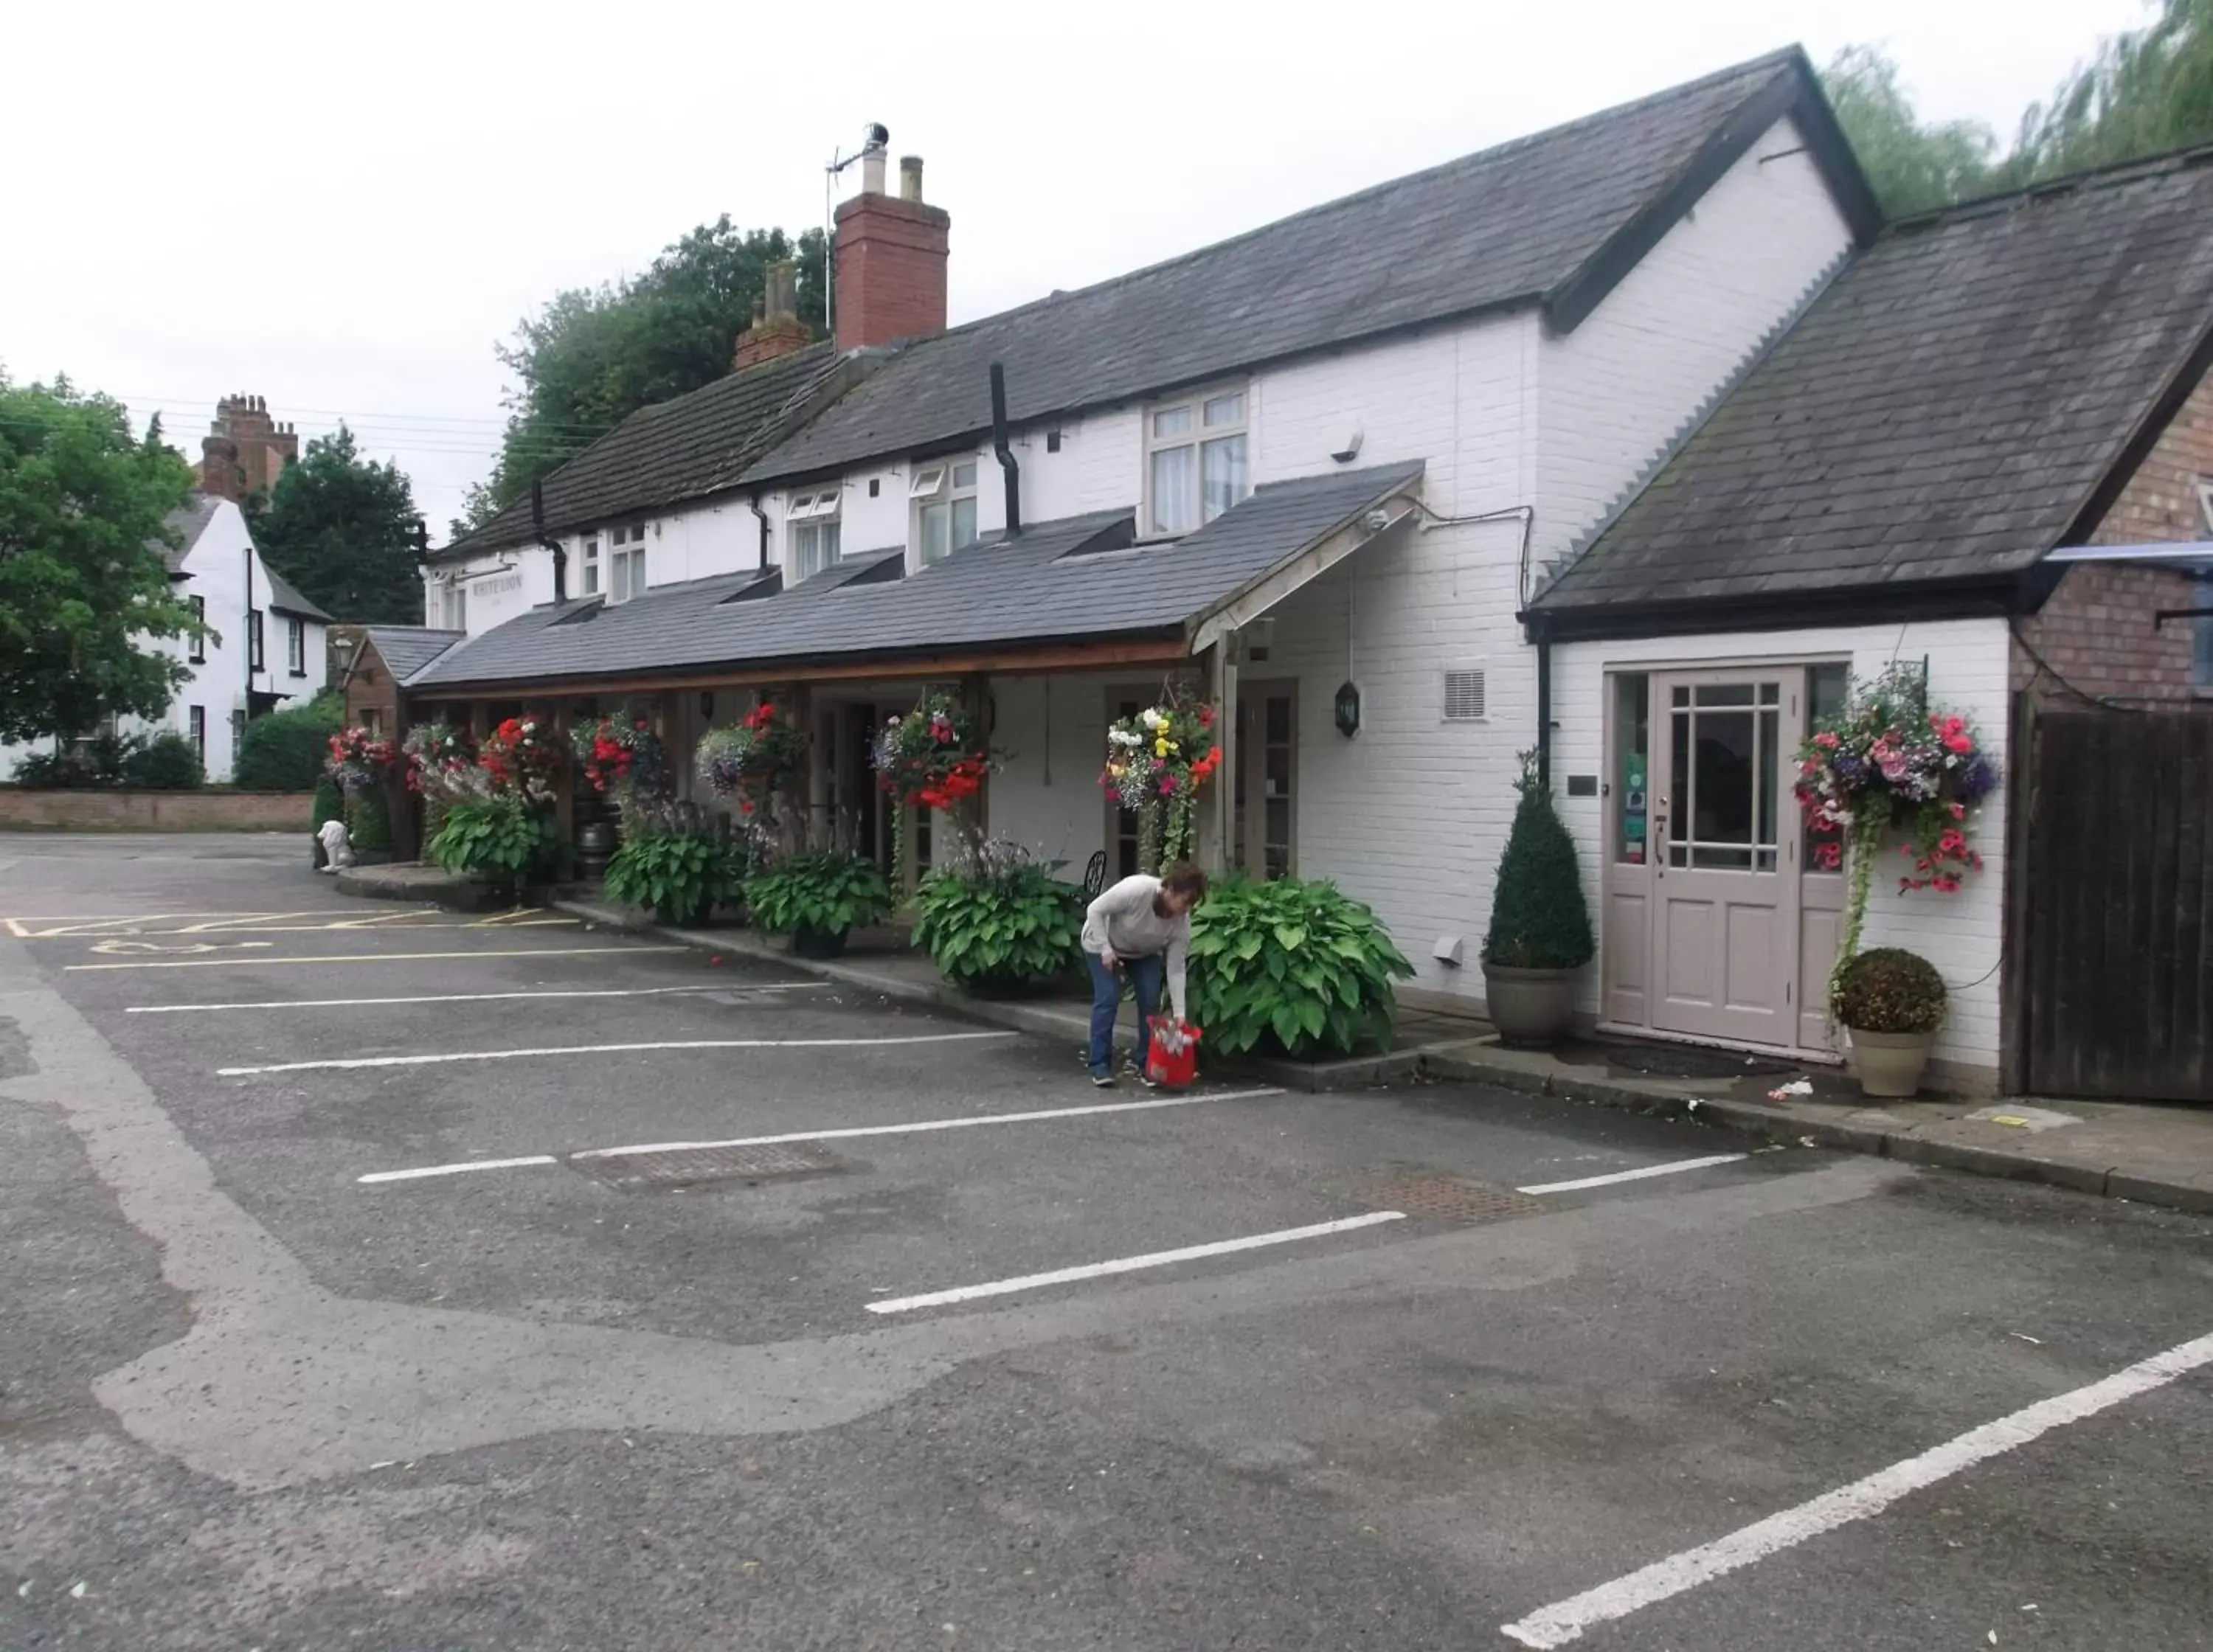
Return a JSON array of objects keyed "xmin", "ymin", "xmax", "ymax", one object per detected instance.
[
  {"xmin": 361, "ymin": 625, "xmax": 465, "ymax": 680},
  {"xmin": 262, "ymin": 566, "xmax": 330, "ymax": 622},
  {"xmin": 436, "ymin": 344, "xmax": 845, "ymax": 560},
  {"xmin": 743, "ymin": 49, "xmax": 1871, "ymax": 484},
  {"xmin": 1532, "ymin": 145, "xmax": 2213, "ymax": 617},
  {"xmin": 406, "ymin": 462, "xmax": 1423, "ymax": 691},
  {"xmin": 159, "ymin": 495, "xmax": 224, "ymax": 573}
]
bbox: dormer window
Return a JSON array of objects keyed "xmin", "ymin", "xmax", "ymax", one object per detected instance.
[
  {"xmin": 914, "ymin": 459, "xmax": 979, "ymax": 565},
  {"xmin": 787, "ymin": 490, "xmax": 842, "ymax": 580},
  {"xmin": 1145, "ymin": 386, "xmax": 1249, "ymax": 536},
  {"xmin": 579, "ymin": 535, "xmax": 601, "ymax": 597},
  {"xmin": 609, "ymin": 524, "xmax": 648, "ymax": 603}
]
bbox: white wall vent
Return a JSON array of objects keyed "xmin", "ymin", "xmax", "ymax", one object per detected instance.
[{"xmin": 1443, "ymin": 668, "xmax": 1487, "ymax": 722}]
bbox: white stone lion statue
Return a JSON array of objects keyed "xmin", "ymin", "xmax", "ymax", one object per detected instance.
[{"xmin": 316, "ymin": 818, "xmax": 356, "ymax": 873}]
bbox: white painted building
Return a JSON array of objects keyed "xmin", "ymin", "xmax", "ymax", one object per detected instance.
[{"xmin": 0, "ymin": 493, "xmax": 330, "ymax": 783}]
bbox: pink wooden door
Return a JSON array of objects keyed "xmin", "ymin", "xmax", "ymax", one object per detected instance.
[{"xmin": 1646, "ymin": 671, "xmax": 1801, "ymax": 1045}]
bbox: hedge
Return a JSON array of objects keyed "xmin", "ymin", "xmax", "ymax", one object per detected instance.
[{"xmin": 234, "ymin": 698, "xmax": 342, "ymax": 791}]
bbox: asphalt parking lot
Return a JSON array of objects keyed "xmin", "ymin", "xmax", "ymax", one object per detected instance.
[{"xmin": 2, "ymin": 835, "xmax": 2209, "ymax": 1651}]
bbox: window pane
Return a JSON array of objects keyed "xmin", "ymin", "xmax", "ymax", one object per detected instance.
[
  {"xmin": 1757, "ymin": 709, "xmax": 1778, "ymax": 847},
  {"xmin": 1614, "ymin": 673, "xmax": 1650, "ymax": 866},
  {"xmin": 951, "ymin": 495, "xmax": 977, "ymax": 551},
  {"xmin": 1809, "ymin": 662, "xmax": 1850, "ymax": 725},
  {"xmin": 1149, "ymin": 446, "xmax": 1195, "ymax": 534},
  {"xmin": 952, "ymin": 461, "xmax": 977, "ymax": 489},
  {"xmin": 822, "ymin": 521, "xmax": 841, "ymax": 563},
  {"xmin": 1669, "ymin": 709, "xmax": 1690, "ymax": 851},
  {"xmin": 1151, "ymin": 406, "xmax": 1193, "ymax": 439},
  {"xmin": 1691, "ymin": 710, "xmax": 1755, "ymax": 844},
  {"xmin": 921, "ymin": 502, "xmax": 949, "ymax": 562},
  {"xmin": 1201, "ymin": 433, "xmax": 1249, "ymax": 521},
  {"xmin": 583, "ymin": 560, "xmax": 600, "ymax": 596},
  {"xmin": 1696, "ymin": 683, "xmax": 1755, "ymax": 706},
  {"xmin": 1264, "ymin": 693, "xmax": 1291, "ymax": 743},
  {"xmin": 1202, "ymin": 392, "xmax": 1245, "ymax": 428}
]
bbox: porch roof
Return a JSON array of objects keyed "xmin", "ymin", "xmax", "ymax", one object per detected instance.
[{"xmin": 404, "ymin": 461, "xmax": 1424, "ymax": 695}]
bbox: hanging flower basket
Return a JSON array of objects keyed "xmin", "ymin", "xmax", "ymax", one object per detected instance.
[
  {"xmin": 1101, "ymin": 683, "xmax": 1222, "ymax": 870},
  {"xmin": 695, "ymin": 701, "xmax": 808, "ymax": 819},
  {"xmin": 1793, "ymin": 663, "xmax": 1999, "ymax": 1016},
  {"xmin": 325, "ymin": 726, "xmax": 399, "ymax": 794},
  {"xmin": 871, "ymin": 693, "xmax": 988, "ymax": 888},
  {"xmin": 401, "ymin": 722, "xmax": 477, "ymax": 798},
  {"xmin": 478, "ymin": 716, "xmax": 564, "ymax": 805}
]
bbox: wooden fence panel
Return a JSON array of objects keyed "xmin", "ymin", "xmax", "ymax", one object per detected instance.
[{"xmin": 2020, "ymin": 709, "xmax": 2213, "ymax": 1102}]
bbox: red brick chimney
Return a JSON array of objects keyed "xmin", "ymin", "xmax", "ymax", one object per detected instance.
[
  {"xmin": 733, "ymin": 260, "xmax": 812, "ymax": 370},
  {"xmin": 199, "ymin": 395, "xmax": 299, "ymax": 495},
  {"xmin": 199, "ymin": 434, "xmax": 245, "ymax": 501},
  {"xmin": 834, "ymin": 149, "xmax": 949, "ymax": 353}
]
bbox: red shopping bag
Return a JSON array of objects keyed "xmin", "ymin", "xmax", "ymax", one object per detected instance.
[{"xmin": 1144, "ymin": 1016, "xmax": 1202, "ymax": 1088}]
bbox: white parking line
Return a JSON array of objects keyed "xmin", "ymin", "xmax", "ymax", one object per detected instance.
[
  {"xmin": 224, "ymin": 1030, "xmax": 1015, "ymax": 1076},
  {"xmin": 67, "ymin": 945, "xmax": 685, "ymax": 972},
  {"xmin": 359, "ymin": 1088, "xmax": 1289, "ymax": 1186},
  {"xmin": 1517, "ymin": 1153, "xmax": 1748, "ymax": 1196},
  {"xmin": 1500, "ymin": 1328, "xmax": 2213, "ymax": 1648},
  {"xmin": 359, "ymin": 1156, "xmax": 559, "ymax": 1184},
  {"xmin": 865, "ymin": 1212, "xmax": 1407, "ymax": 1314},
  {"xmin": 128, "ymin": 982, "xmax": 829, "ymax": 1014}
]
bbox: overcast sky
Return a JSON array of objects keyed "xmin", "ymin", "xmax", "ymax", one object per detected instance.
[{"xmin": 10, "ymin": 0, "xmax": 2152, "ymax": 538}]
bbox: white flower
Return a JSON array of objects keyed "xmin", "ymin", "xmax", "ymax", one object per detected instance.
[{"xmin": 1140, "ymin": 709, "xmax": 1164, "ymax": 732}]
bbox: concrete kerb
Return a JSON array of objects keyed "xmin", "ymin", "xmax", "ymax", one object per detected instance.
[{"xmin": 548, "ymin": 898, "xmax": 2213, "ymax": 1218}]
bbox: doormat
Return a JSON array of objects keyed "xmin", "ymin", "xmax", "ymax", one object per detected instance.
[
  {"xmin": 1556, "ymin": 1039, "xmax": 1800, "ymax": 1081},
  {"xmin": 1355, "ymin": 1171, "xmax": 1547, "ymax": 1224},
  {"xmin": 569, "ymin": 1141, "xmax": 842, "ymax": 1193}
]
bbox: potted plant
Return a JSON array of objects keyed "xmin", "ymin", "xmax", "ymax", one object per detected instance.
[
  {"xmin": 912, "ymin": 838, "xmax": 1084, "ymax": 995},
  {"xmin": 1833, "ymin": 947, "xmax": 1946, "ymax": 1097},
  {"xmin": 745, "ymin": 850, "xmax": 894, "ymax": 959},
  {"xmin": 426, "ymin": 796, "xmax": 556, "ymax": 901},
  {"xmin": 1480, "ymin": 752, "xmax": 1594, "ymax": 1047},
  {"xmin": 1186, "ymin": 874, "xmax": 1413, "ymax": 1058},
  {"xmin": 1100, "ymin": 683, "xmax": 1222, "ymax": 871},
  {"xmin": 601, "ymin": 806, "xmax": 747, "ymax": 929}
]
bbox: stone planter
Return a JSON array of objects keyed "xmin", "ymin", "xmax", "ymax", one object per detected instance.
[
  {"xmin": 1483, "ymin": 962, "xmax": 1579, "ymax": 1048},
  {"xmin": 790, "ymin": 925, "xmax": 849, "ymax": 961},
  {"xmin": 1847, "ymin": 1027, "xmax": 1935, "ymax": 1098}
]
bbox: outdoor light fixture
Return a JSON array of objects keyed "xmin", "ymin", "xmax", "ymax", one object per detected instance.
[{"xmin": 1334, "ymin": 680, "xmax": 1361, "ymax": 738}]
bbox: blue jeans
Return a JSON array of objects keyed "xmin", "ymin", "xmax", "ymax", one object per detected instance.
[{"xmin": 1086, "ymin": 949, "xmax": 1163, "ymax": 1077}]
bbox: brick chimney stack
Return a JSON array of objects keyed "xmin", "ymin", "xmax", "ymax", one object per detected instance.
[
  {"xmin": 732, "ymin": 259, "xmax": 812, "ymax": 371},
  {"xmin": 198, "ymin": 394, "xmax": 300, "ymax": 496},
  {"xmin": 834, "ymin": 145, "xmax": 949, "ymax": 353}
]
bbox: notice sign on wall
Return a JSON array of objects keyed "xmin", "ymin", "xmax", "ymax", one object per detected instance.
[{"xmin": 1623, "ymin": 752, "xmax": 1647, "ymax": 864}]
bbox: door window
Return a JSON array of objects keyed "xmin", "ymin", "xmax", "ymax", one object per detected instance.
[{"xmin": 1665, "ymin": 679, "xmax": 1781, "ymax": 872}]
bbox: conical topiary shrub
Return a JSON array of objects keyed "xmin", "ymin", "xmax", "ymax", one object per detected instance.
[{"xmin": 1481, "ymin": 751, "xmax": 1593, "ymax": 1045}]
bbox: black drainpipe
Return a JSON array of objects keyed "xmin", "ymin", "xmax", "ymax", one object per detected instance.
[
  {"xmin": 532, "ymin": 480, "xmax": 567, "ymax": 601},
  {"xmin": 989, "ymin": 361, "xmax": 1019, "ymax": 538},
  {"xmin": 749, "ymin": 492, "xmax": 771, "ymax": 570},
  {"xmin": 1534, "ymin": 628, "xmax": 1554, "ymax": 792}
]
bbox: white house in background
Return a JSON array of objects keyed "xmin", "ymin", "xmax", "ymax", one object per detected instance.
[
  {"xmin": 0, "ymin": 493, "xmax": 331, "ymax": 783},
  {"xmin": 401, "ymin": 49, "xmax": 1883, "ymax": 1022}
]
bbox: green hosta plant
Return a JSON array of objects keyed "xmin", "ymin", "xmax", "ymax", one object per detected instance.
[
  {"xmin": 745, "ymin": 850, "xmax": 894, "ymax": 940},
  {"xmin": 603, "ymin": 829, "xmax": 744, "ymax": 928},
  {"xmin": 427, "ymin": 797, "xmax": 552, "ymax": 884},
  {"xmin": 912, "ymin": 839, "xmax": 1082, "ymax": 988},
  {"xmin": 1482, "ymin": 751, "xmax": 1595, "ymax": 971},
  {"xmin": 1833, "ymin": 947, "xmax": 1947, "ymax": 1035},
  {"xmin": 1188, "ymin": 874, "xmax": 1414, "ymax": 1058}
]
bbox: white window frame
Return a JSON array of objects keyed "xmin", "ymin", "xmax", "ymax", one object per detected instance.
[
  {"xmin": 246, "ymin": 610, "xmax": 264, "ymax": 673},
  {"xmin": 1143, "ymin": 384, "xmax": 1250, "ymax": 538},
  {"xmin": 579, "ymin": 535, "xmax": 602, "ymax": 598},
  {"xmin": 786, "ymin": 490, "xmax": 843, "ymax": 581},
  {"xmin": 187, "ymin": 705, "xmax": 205, "ymax": 762},
  {"xmin": 187, "ymin": 594, "xmax": 206, "ymax": 664},
  {"xmin": 442, "ymin": 580, "xmax": 468, "ymax": 631},
  {"xmin": 286, "ymin": 617, "xmax": 305, "ymax": 675},
  {"xmin": 609, "ymin": 523, "xmax": 648, "ymax": 603},
  {"xmin": 914, "ymin": 459, "xmax": 979, "ymax": 565}
]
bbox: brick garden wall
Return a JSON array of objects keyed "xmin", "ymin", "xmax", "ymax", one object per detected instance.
[{"xmin": 0, "ymin": 789, "xmax": 313, "ymax": 831}]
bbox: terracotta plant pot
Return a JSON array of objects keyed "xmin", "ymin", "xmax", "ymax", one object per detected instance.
[
  {"xmin": 1483, "ymin": 962, "xmax": 1579, "ymax": 1048},
  {"xmin": 1848, "ymin": 1028, "xmax": 1934, "ymax": 1098},
  {"xmin": 790, "ymin": 924, "xmax": 848, "ymax": 961}
]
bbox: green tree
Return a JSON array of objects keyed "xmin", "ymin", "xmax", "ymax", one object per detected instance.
[
  {"xmin": 0, "ymin": 373, "xmax": 203, "ymax": 745},
  {"xmin": 2015, "ymin": 0, "xmax": 2213, "ymax": 176},
  {"xmin": 465, "ymin": 219, "xmax": 829, "ymax": 526},
  {"xmin": 249, "ymin": 426, "xmax": 423, "ymax": 623},
  {"xmin": 1823, "ymin": 46, "xmax": 1999, "ymax": 218}
]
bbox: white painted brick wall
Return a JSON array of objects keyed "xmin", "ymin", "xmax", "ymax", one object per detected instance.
[
  {"xmin": 1553, "ymin": 618, "xmax": 2013, "ymax": 1074},
  {"xmin": 983, "ymin": 669, "xmax": 1123, "ymax": 867},
  {"xmin": 1534, "ymin": 117, "xmax": 1854, "ymax": 567}
]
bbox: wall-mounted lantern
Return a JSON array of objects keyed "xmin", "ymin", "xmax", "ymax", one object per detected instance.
[{"xmin": 1334, "ymin": 680, "xmax": 1361, "ymax": 738}]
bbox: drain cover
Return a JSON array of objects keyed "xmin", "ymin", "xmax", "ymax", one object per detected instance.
[
  {"xmin": 570, "ymin": 1142, "xmax": 840, "ymax": 1191},
  {"xmin": 1356, "ymin": 1172, "xmax": 1546, "ymax": 1224}
]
